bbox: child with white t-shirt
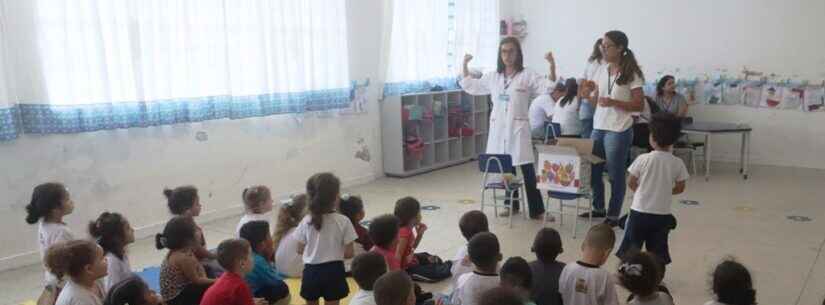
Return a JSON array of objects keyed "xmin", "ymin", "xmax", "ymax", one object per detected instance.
[
  {"xmin": 296, "ymin": 173, "xmax": 358, "ymax": 305},
  {"xmin": 46, "ymin": 240, "xmax": 108, "ymax": 305},
  {"xmin": 273, "ymin": 194, "xmax": 308, "ymax": 278},
  {"xmin": 450, "ymin": 232, "xmax": 502, "ymax": 305},
  {"xmin": 88, "ymin": 212, "xmax": 136, "ymax": 290},
  {"xmin": 25, "ymin": 183, "xmax": 76, "ymax": 287},
  {"xmin": 615, "ymin": 112, "xmax": 689, "ymax": 277},
  {"xmin": 236, "ymin": 185, "xmax": 274, "ymax": 237},
  {"xmin": 450, "ymin": 210, "xmax": 489, "ymax": 289},
  {"xmin": 558, "ymin": 224, "xmax": 618, "ymax": 305}
]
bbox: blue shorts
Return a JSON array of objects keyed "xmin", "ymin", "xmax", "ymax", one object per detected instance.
[
  {"xmin": 300, "ymin": 261, "xmax": 349, "ymax": 301},
  {"xmin": 616, "ymin": 209, "xmax": 677, "ymax": 264}
]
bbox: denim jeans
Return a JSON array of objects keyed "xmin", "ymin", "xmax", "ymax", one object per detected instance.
[
  {"xmin": 590, "ymin": 128, "xmax": 633, "ymax": 219},
  {"xmin": 580, "ymin": 119, "xmax": 593, "ymax": 139},
  {"xmin": 579, "ymin": 100, "xmax": 595, "ymax": 139}
]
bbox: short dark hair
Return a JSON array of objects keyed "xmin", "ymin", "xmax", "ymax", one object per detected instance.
[
  {"xmin": 104, "ymin": 276, "xmax": 152, "ymax": 305},
  {"xmin": 500, "ymin": 256, "xmax": 532, "ymax": 290},
  {"xmin": 712, "ymin": 258, "xmax": 756, "ymax": 305},
  {"xmin": 352, "ymin": 252, "xmax": 388, "ymax": 291},
  {"xmin": 656, "ymin": 75, "xmax": 675, "ymax": 97},
  {"xmin": 374, "ymin": 271, "xmax": 413, "ymax": 305},
  {"xmin": 239, "ymin": 221, "xmax": 270, "ymax": 254},
  {"xmin": 584, "ymin": 223, "xmax": 616, "ymax": 251},
  {"xmin": 369, "ymin": 214, "xmax": 400, "ymax": 248},
  {"xmin": 617, "ymin": 251, "xmax": 661, "ymax": 298},
  {"xmin": 216, "ymin": 239, "xmax": 250, "ymax": 270},
  {"xmin": 339, "ymin": 195, "xmax": 364, "ymax": 221},
  {"xmin": 155, "ymin": 216, "xmax": 197, "ymax": 250},
  {"xmin": 394, "ymin": 197, "xmax": 420, "ymax": 227},
  {"xmin": 649, "ymin": 112, "xmax": 683, "ymax": 147},
  {"xmin": 163, "ymin": 186, "xmax": 199, "ymax": 215},
  {"xmin": 459, "ymin": 210, "xmax": 489, "ymax": 241},
  {"xmin": 468, "ymin": 232, "xmax": 500, "ymax": 269},
  {"xmin": 532, "ymin": 228, "xmax": 563, "ymax": 263},
  {"xmin": 480, "ymin": 287, "xmax": 524, "ymax": 305}
]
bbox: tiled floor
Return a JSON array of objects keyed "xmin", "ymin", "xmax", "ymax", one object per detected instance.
[{"xmin": 2, "ymin": 162, "xmax": 824, "ymax": 305}]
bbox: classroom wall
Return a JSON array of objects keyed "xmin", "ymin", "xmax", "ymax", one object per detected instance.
[
  {"xmin": 0, "ymin": 0, "xmax": 387, "ymax": 271},
  {"xmin": 507, "ymin": 0, "xmax": 825, "ymax": 169}
]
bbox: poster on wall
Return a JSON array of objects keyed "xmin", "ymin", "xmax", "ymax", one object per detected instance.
[
  {"xmin": 741, "ymin": 81, "xmax": 764, "ymax": 108},
  {"xmin": 704, "ymin": 79, "xmax": 724, "ymax": 105},
  {"xmin": 780, "ymin": 84, "xmax": 805, "ymax": 110},
  {"xmin": 722, "ymin": 80, "xmax": 743, "ymax": 106},
  {"xmin": 760, "ymin": 84, "xmax": 784, "ymax": 108},
  {"xmin": 676, "ymin": 79, "xmax": 697, "ymax": 104},
  {"xmin": 803, "ymin": 86, "xmax": 825, "ymax": 112}
]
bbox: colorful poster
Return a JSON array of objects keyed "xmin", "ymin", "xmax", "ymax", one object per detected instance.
[
  {"xmin": 741, "ymin": 81, "xmax": 763, "ymax": 108},
  {"xmin": 722, "ymin": 80, "xmax": 743, "ymax": 105},
  {"xmin": 780, "ymin": 85, "xmax": 805, "ymax": 110},
  {"xmin": 760, "ymin": 84, "xmax": 784, "ymax": 108},
  {"xmin": 705, "ymin": 80, "xmax": 724, "ymax": 105},
  {"xmin": 803, "ymin": 86, "xmax": 825, "ymax": 112}
]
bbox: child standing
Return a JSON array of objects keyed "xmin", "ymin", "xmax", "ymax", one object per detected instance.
[
  {"xmin": 350, "ymin": 252, "xmax": 389, "ymax": 305},
  {"xmin": 239, "ymin": 221, "xmax": 290, "ymax": 305},
  {"xmin": 164, "ymin": 185, "xmax": 223, "ymax": 277},
  {"xmin": 374, "ymin": 271, "xmax": 416, "ymax": 305},
  {"xmin": 236, "ymin": 185, "xmax": 275, "ymax": 237},
  {"xmin": 529, "ymin": 228, "xmax": 565, "ymax": 305},
  {"xmin": 558, "ymin": 224, "xmax": 618, "ymax": 305},
  {"xmin": 368, "ymin": 214, "xmax": 402, "ymax": 271},
  {"xmin": 295, "ymin": 173, "xmax": 357, "ymax": 305},
  {"xmin": 500, "ymin": 257, "xmax": 537, "ymax": 305},
  {"xmin": 156, "ymin": 216, "xmax": 215, "ymax": 305},
  {"xmin": 104, "ymin": 276, "xmax": 163, "ymax": 305},
  {"xmin": 451, "ymin": 210, "xmax": 489, "ymax": 287},
  {"xmin": 45, "ymin": 240, "xmax": 108, "ymax": 305},
  {"xmin": 200, "ymin": 239, "xmax": 267, "ymax": 305},
  {"xmin": 89, "ymin": 212, "xmax": 136, "ymax": 290},
  {"xmin": 394, "ymin": 197, "xmax": 452, "ymax": 282},
  {"xmin": 616, "ymin": 112, "xmax": 689, "ymax": 276},
  {"xmin": 617, "ymin": 252, "xmax": 673, "ymax": 305},
  {"xmin": 273, "ymin": 194, "xmax": 308, "ymax": 278},
  {"xmin": 451, "ymin": 232, "xmax": 502, "ymax": 305},
  {"xmin": 339, "ymin": 195, "xmax": 374, "ymax": 255},
  {"xmin": 25, "ymin": 182, "xmax": 76, "ymax": 286},
  {"xmin": 705, "ymin": 259, "xmax": 757, "ymax": 305}
]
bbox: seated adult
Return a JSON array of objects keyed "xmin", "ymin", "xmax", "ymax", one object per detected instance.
[
  {"xmin": 529, "ymin": 82, "xmax": 565, "ymax": 140},
  {"xmin": 653, "ymin": 75, "xmax": 688, "ymax": 117}
]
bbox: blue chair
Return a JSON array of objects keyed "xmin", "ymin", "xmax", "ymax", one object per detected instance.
[
  {"xmin": 478, "ymin": 154, "xmax": 528, "ymax": 228},
  {"xmin": 544, "ymin": 191, "xmax": 592, "ymax": 239}
]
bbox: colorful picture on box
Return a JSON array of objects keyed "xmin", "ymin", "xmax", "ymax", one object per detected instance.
[{"xmin": 539, "ymin": 161, "xmax": 580, "ymax": 187}]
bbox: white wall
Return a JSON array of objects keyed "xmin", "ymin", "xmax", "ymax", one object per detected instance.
[
  {"xmin": 0, "ymin": 0, "xmax": 387, "ymax": 271},
  {"xmin": 507, "ymin": 0, "xmax": 825, "ymax": 169}
]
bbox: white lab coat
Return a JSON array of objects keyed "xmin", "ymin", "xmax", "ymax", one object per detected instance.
[{"xmin": 460, "ymin": 69, "xmax": 552, "ymax": 166}]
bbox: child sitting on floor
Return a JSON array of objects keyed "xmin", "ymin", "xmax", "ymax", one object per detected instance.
[
  {"xmin": 528, "ymin": 228, "xmax": 565, "ymax": 305},
  {"xmin": 350, "ymin": 252, "xmax": 389, "ymax": 305},
  {"xmin": 558, "ymin": 224, "xmax": 618, "ymax": 305},
  {"xmin": 239, "ymin": 221, "xmax": 290, "ymax": 305},
  {"xmin": 451, "ymin": 210, "xmax": 489, "ymax": 287},
  {"xmin": 104, "ymin": 276, "xmax": 163, "ymax": 305},
  {"xmin": 273, "ymin": 194, "xmax": 308, "ymax": 278},
  {"xmin": 200, "ymin": 239, "xmax": 267, "ymax": 305},
  {"xmin": 705, "ymin": 258, "xmax": 756, "ymax": 305},
  {"xmin": 46, "ymin": 240, "xmax": 108, "ymax": 305},
  {"xmin": 500, "ymin": 256, "xmax": 537, "ymax": 305},
  {"xmin": 451, "ymin": 232, "xmax": 502, "ymax": 305},
  {"xmin": 237, "ymin": 185, "xmax": 275, "ymax": 237},
  {"xmin": 617, "ymin": 251, "xmax": 673, "ymax": 305},
  {"xmin": 394, "ymin": 197, "xmax": 452, "ymax": 283},
  {"xmin": 164, "ymin": 185, "xmax": 223, "ymax": 278},
  {"xmin": 374, "ymin": 271, "xmax": 416, "ymax": 305}
]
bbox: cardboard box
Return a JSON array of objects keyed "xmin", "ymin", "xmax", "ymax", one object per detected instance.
[{"xmin": 535, "ymin": 138, "xmax": 604, "ymax": 194}]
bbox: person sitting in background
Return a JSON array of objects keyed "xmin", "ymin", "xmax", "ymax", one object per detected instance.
[
  {"xmin": 653, "ymin": 75, "xmax": 688, "ymax": 117},
  {"xmin": 551, "ymin": 78, "xmax": 583, "ymax": 137},
  {"xmin": 529, "ymin": 93, "xmax": 555, "ymax": 140}
]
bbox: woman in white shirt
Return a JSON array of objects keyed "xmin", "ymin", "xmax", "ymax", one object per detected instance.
[
  {"xmin": 460, "ymin": 37, "xmax": 556, "ymax": 218},
  {"xmin": 579, "ymin": 31, "xmax": 645, "ymax": 226},
  {"xmin": 580, "ymin": 38, "xmax": 604, "ymax": 139},
  {"xmin": 552, "ymin": 78, "xmax": 582, "ymax": 136},
  {"xmin": 528, "ymin": 94, "xmax": 555, "ymax": 139}
]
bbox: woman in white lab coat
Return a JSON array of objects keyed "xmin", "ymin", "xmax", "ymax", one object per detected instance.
[{"xmin": 460, "ymin": 36, "xmax": 556, "ymax": 218}]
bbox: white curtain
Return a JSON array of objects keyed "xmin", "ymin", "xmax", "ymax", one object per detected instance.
[
  {"xmin": 0, "ymin": 4, "xmax": 18, "ymax": 140},
  {"xmin": 453, "ymin": 0, "xmax": 500, "ymax": 73},
  {"xmin": 384, "ymin": 0, "xmax": 450, "ymax": 85},
  {"xmin": 19, "ymin": 0, "xmax": 350, "ymax": 105}
]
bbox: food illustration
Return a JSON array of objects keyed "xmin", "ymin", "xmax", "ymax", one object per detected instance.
[{"xmin": 539, "ymin": 160, "xmax": 579, "ymax": 187}]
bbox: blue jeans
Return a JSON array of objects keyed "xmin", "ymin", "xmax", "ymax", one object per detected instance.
[
  {"xmin": 590, "ymin": 128, "xmax": 633, "ymax": 219},
  {"xmin": 580, "ymin": 119, "xmax": 593, "ymax": 139},
  {"xmin": 579, "ymin": 100, "xmax": 595, "ymax": 139}
]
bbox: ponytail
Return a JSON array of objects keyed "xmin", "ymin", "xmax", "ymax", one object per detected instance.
[
  {"xmin": 156, "ymin": 216, "xmax": 197, "ymax": 250},
  {"xmin": 45, "ymin": 240, "xmax": 98, "ymax": 280},
  {"xmin": 306, "ymin": 173, "xmax": 341, "ymax": 231},
  {"xmin": 89, "ymin": 212, "xmax": 129, "ymax": 259},
  {"xmin": 164, "ymin": 186, "xmax": 199, "ymax": 215},
  {"xmin": 25, "ymin": 183, "xmax": 68, "ymax": 224},
  {"xmin": 155, "ymin": 233, "xmax": 166, "ymax": 250},
  {"xmin": 617, "ymin": 48, "xmax": 644, "ymax": 85},
  {"xmin": 558, "ymin": 78, "xmax": 579, "ymax": 107}
]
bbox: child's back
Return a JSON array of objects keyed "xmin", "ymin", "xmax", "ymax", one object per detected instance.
[
  {"xmin": 628, "ymin": 150, "xmax": 688, "ymax": 215},
  {"xmin": 452, "ymin": 232, "xmax": 501, "ymax": 305},
  {"xmin": 529, "ymin": 228, "xmax": 565, "ymax": 305},
  {"xmin": 295, "ymin": 213, "xmax": 357, "ymax": 264},
  {"xmin": 558, "ymin": 262, "xmax": 618, "ymax": 305}
]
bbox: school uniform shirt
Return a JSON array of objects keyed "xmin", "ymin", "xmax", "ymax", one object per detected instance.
[
  {"xmin": 200, "ymin": 272, "xmax": 256, "ymax": 305},
  {"xmin": 235, "ymin": 212, "xmax": 273, "ymax": 237},
  {"xmin": 103, "ymin": 253, "xmax": 132, "ymax": 291},
  {"xmin": 450, "ymin": 244, "xmax": 473, "ymax": 289},
  {"xmin": 592, "ymin": 64, "xmax": 644, "ymax": 133},
  {"xmin": 349, "ymin": 289, "xmax": 377, "ymax": 305},
  {"xmin": 628, "ymin": 292, "xmax": 674, "ymax": 305},
  {"xmin": 628, "ymin": 151, "xmax": 690, "ymax": 215},
  {"xmin": 55, "ymin": 279, "xmax": 105, "ymax": 305},
  {"xmin": 551, "ymin": 96, "xmax": 583, "ymax": 135},
  {"xmin": 460, "ymin": 69, "xmax": 553, "ymax": 166},
  {"xmin": 246, "ymin": 253, "xmax": 285, "ymax": 295},
  {"xmin": 529, "ymin": 94, "xmax": 555, "ymax": 131},
  {"xmin": 451, "ymin": 271, "xmax": 500, "ymax": 305},
  {"xmin": 370, "ymin": 246, "xmax": 402, "ymax": 271},
  {"xmin": 38, "ymin": 220, "xmax": 75, "ymax": 285},
  {"xmin": 529, "ymin": 260, "xmax": 566, "ymax": 305},
  {"xmin": 274, "ymin": 228, "xmax": 304, "ymax": 277},
  {"xmin": 558, "ymin": 261, "xmax": 619, "ymax": 305},
  {"xmin": 294, "ymin": 213, "xmax": 358, "ymax": 265}
]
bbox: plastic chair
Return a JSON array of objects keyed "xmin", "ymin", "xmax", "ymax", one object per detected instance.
[
  {"xmin": 479, "ymin": 154, "xmax": 528, "ymax": 228},
  {"xmin": 544, "ymin": 191, "xmax": 592, "ymax": 239}
]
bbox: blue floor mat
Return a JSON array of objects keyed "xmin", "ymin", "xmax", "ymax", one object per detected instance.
[{"xmin": 135, "ymin": 266, "xmax": 161, "ymax": 292}]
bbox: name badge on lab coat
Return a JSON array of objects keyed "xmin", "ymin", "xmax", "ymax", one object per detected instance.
[{"xmin": 499, "ymin": 94, "xmax": 510, "ymax": 103}]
